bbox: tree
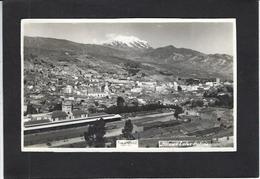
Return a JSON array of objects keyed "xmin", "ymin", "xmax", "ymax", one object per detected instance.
[
  {"xmin": 49, "ymin": 102, "xmax": 62, "ymax": 112},
  {"xmin": 191, "ymin": 100, "xmax": 204, "ymax": 108},
  {"xmin": 117, "ymin": 96, "xmax": 125, "ymax": 107},
  {"xmin": 111, "ymin": 137, "xmax": 118, "ymax": 147},
  {"xmin": 177, "ymin": 86, "xmax": 182, "ymax": 92},
  {"xmin": 26, "ymin": 103, "xmax": 37, "ymax": 115},
  {"xmin": 84, "ymin": 117, "xmax": 106, "ymax": 147},
  {"xmin": 94, "ymin": 101, "xmax": 99, "ymax": 107},
  {"xmin": 131, "ymin": 100, "xmax": 139, "ymax": 107},
  {"xmin": 84, "ymin": 125, "xmax": 95, "ymax": 147},
  {"xmin": 88, "ymin": 106, "xmax": 97, "ymax": 114},
  {"xmin": 174, "ymin": 105, "xmax": 183, "ymax": 119},
  {"xmin": 94, "ymin": 117, "xmax": 106, "ymax": 147},
  {"xmin": 122, "ymin": 119, "xmax": 134, "ymax": 140}
]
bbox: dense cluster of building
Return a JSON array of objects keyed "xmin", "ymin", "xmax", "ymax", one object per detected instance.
[{"xmin": 24, "ymin": 62, "xmax": 233, "ymax": 126}]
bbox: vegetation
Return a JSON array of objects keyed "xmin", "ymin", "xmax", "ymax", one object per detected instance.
[
  {"xmin": 106, "ymin": 103, "xmax": 182, "ymax": 115},
  {"xmin": 122, "ymin": 119, "xmax": 135, "ymax": 140},
  {"xmin": 25, "ymin": 103, "xmax": 38, "ymax": 115},
  {"xmin": 48, "ymin": 103, "xmax": 62, "ymax": 112},
  {"xmin": 124, "ymin": 62, "xmax": 141, "ymax": 76},
  {"xmin": 203, "ymin": 85, "xmax": 233, "ymax": 108},
  {"xmin": 174, "ymin": 105, "xmax": 184, "ymax": 119},
  {"xmin": 117, "ymin": 96, "xmax": 125, "ymax": 107},
  {"xmin": 191, "ymin": 100, "xmax": 204, "ymax": 108},
  {"xmin": 177, "ymin": 86, "xmax": 182, "ymax": 91},
  {"xmin": 84, "ymin": 117, "xmax": 106, "ymax": 147},
  {"xmin": 88, "ymin": 106, "xmax": 98, "ymax": 114}
]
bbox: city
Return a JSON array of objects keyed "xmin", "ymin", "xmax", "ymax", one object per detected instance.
[{"xmin": 22, "ymin": 21, "xmax": 235, "ymax": 150}]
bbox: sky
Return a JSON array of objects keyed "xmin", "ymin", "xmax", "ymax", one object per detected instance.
[{"xmin": 23, "ymin": 22, "xmax": 234, "ymax": 55}]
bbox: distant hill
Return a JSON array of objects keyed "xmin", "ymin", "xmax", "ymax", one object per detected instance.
[
  {"xmin": 24, "ymin": 36, "xmax": 233, "ymax": 80},
  {"xmin": 138, "ymin": 45, "xmax": 233, "ymax": 79},
  {"xmin": 24, "ymin": 36, "xmax": 127, "ymax": 57}
]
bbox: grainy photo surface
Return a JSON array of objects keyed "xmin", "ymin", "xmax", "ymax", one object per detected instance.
[{"xmin": 21, "ymin": 19, "xmax": 236, "ymax": 152}]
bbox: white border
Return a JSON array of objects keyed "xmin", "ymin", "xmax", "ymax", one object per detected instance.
[
  {"xmin": 0, "ymin": 1, "xmax": 3, "ymax": 178},
  {"xmin": 21, "ymin": 18, "xmax": 237, "ymax": 152}
]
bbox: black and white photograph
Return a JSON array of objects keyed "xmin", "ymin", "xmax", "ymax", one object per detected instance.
[{"xmin": 21, "ymin": 19, "xmax": 236, "ymax": 152}]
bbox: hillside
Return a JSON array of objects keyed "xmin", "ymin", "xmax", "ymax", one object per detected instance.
[{"xmin": 24, "ymin": 36, "xmax": 233, "ymax": 80}]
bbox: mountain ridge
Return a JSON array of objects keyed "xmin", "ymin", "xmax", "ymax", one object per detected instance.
[{"xmin": 23, "ymin": 36, "xmax": 233, "ymax": 80}]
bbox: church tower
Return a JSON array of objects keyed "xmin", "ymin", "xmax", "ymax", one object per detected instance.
[{"xmin": 62, "ymin": 100, "xmax": 73, "ymax": 115}]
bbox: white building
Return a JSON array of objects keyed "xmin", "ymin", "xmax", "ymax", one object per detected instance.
[
  {"xmin": 155, "ymin": 85, "xmax": 168, "ymax": 93},
  {"xmin": 216, "ymin": 78, "xmax": 220, "ymax": 84},
  {"xmin": 173, "ymin": 81, "xmax": 179, "ymax": 91},
  {"xmin": 185, "ymin": 85, "xmax": 198, "ymax": 91},
  {"xmin": 205, "ymin": 82, "xmax": 214, "ymax": 87},
  {"xmin": 131, "ymin": 88, "xmax": 142, "ymax": 93},
  {"xmin": 224, "ymin": 81, "xmax": 233, "ymax": 85},
  {"xmin": 137, "ymin": 98, "xmax": 146, "ymax": 105},
  {"xmin": 25, "ymin": 113, "xmax": 52, "ymax": 121},
  {"xmin": 137, "ymin": 81, "xmax": 157, "ymax": 87},
  {"xmin": 104, "ymin": 83, "xmax": 110, "ymax": 93},
  {"xmin": 63, "ymin": 85, "xmax": 73, "ymax": 94},
  {"xmin": 87, "ymin": 92, "xmax": 108, "ymax": 98},
  {"xmin": 137, "ymin": 81, "xmax": 157, "ymax": 91}
]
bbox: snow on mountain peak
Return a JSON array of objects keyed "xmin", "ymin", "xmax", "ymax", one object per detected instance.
[
  {"xmin": 104, "ymin": 35, "xmax": 151, "ymax": 49},
  {"xmin": 112, "ymin": 35, "xmax": 147, "ymax": 45}
]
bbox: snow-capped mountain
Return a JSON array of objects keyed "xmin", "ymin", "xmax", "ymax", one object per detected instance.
[
  {"xmin": 24, "ymin": 36, "xmax": 233, "ymax": 79},
  {"xmin": 103, "ymin": 35, "xmax": 152, "ymax": 51}
]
